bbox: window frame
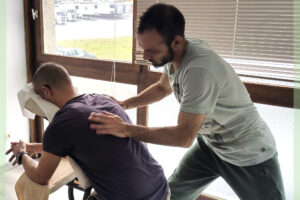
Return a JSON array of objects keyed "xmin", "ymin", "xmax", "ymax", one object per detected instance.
[
  {"xmin": 24, "ymin": 0, "xmax": 295, "ymax": 132},
  {"xmin": 24, "ymin": 0, "xmax": 150, "ymax": 142}
]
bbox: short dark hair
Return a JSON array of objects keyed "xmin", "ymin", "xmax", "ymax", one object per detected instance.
[
  {"xmin": 138, "ymin": 3, "xmax": 185, "ymax": 45},
  {"xmin": 32, "ymin": 62, "xmax": 72, "ymax": 95}
]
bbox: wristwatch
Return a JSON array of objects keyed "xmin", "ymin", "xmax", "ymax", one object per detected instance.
[{"xmin": 16, "ymin": 151, "xmax": 30, "ymax": 165}]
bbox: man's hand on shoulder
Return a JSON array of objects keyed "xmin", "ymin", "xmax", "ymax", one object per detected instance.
[{"xmin": 89, "ymin": 111, "xmax": 129, "ymax": 138}]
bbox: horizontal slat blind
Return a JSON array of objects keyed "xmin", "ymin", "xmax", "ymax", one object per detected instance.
[
  {"xmin": 135, "ymin": 0, "xmax": 156, "ymax": 65},
  {"xmin": 232, "ymin": 0, "xmax": 296, "ymax": 84},
  {"xmin": 134, "ymin": 0, "xmax": 299, "ymax": 85}
]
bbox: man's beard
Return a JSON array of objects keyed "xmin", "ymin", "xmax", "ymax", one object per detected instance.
[{"xmin": 150, "ymin": 46, "xmax": 175, "ymax": 68}]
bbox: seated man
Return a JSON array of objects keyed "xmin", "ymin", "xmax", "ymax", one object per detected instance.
[{"xmin": 6, "ymin": 62, "xmax": 169, "ymax": 200}]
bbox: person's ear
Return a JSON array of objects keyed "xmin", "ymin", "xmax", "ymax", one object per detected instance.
[
  {"xmin": 171, "ymin": 35, "xmax": 184, "ymax": 49},
  {"xmin": 40, "ymin": 85, "xmax": 52, "ymax": 99}
]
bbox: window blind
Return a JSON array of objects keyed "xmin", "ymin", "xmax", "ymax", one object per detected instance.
[{"xmin": 134, "ymin": 0, "xmax": 299, "ymax": 86}]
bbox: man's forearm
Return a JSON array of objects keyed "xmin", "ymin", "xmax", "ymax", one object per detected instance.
[
  {"xmin": 124, "ymin": 82, "xmax": 171, "ymax": 109},
  {"xmin": 21, "ymin": 155, "xmax": 46, "ymax": 184},
  {"xmin": 125, "ymin": 124, "xmax": 193, "ymax": 148}
]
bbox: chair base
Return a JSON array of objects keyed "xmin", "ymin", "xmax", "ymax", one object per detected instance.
[{"xmin": 67, "ymin": 178, "xmax": 93, "ymax": 200}]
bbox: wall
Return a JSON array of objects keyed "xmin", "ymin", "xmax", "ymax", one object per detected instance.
[
  {"xmin": 0, "ymin": 0, "xmax": 7, "ymax": 197},
  {"xmin": 5, "ymin": 0, "xmax": 29, "ymax": 156},
  {"xmin": 0, "ymin": 0, "xmax": 28, "ymax": 198}
]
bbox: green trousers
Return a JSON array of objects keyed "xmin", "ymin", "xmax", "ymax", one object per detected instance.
[{"xmin": 168, "ymin": 136, "xmax": 285, "ymax": 200}]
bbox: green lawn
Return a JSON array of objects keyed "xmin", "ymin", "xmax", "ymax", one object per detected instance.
[{"xmin": 57, "ymin": 36, "xmax": 132, "ymax": 61}]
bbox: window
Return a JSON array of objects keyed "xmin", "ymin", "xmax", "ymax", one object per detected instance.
[
  {"xmin": 25, "ymin": 0, "xmax": 146, "ymax": 143},
  {"xmin": 134, "ymin": 0, "xmax": 298, "ymax": 86},
  {"xmin": 25, "ymin": 0, "xmax": 296, "ymax": 142},
  {"xmin": 133, "ymin": 0, "xmax": 297, "ymax": 107},
  {"xmin": 42, "ymin": 0, "xmax": 133, "ymax": 62},
  {"xmin": 26, "ymin": 0, "xmax": 296, "ymax": 109}
]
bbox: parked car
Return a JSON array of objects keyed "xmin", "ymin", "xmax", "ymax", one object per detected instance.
[
  {"xmin": 66, "ymin": 8, "xmax": 77, "ymax": 21},
  {"xmin": 56, "ymin": 46, "xmax": 97, "ymax": 59},
  {"xmin": 109, "ymin": 2, "xmax": 132, "ymax": 16},
  {"xmin": 94, "ymin": 2, "xmax": 115, "ymax": 16},
  {"xmin": 55, "ymin": 9, "xmax": 67, "ymax": 24},
  {"xmin": 55, "ymin": 46, "xmax": 65, "ymax": 55},
  {"xmin": 75, "ymin": 3, "xmax": 95, "ymax": 18}
]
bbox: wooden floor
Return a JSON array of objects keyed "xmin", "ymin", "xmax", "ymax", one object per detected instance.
[{"xmin": 0, "ymin": 163, "xmax": 24, "ymax": 200}]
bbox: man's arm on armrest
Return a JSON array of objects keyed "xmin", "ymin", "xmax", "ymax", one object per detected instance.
[{"xmin": 22, "ymin": 151, "xmax": 61, "ymax": 185}]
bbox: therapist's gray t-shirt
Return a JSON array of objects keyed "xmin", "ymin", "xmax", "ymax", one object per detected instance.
[{"xmin": 164, "ymin": 38, "xmax": 276, "ymax": 166}]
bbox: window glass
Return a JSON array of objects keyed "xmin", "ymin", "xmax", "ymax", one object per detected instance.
[{"xmin": 42, "ymin": 0, "xmax": 133, "ymax": 62}]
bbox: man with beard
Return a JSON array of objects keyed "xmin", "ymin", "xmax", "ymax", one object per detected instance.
[{"xmin": 88, "ymin": 3, "xmax": 285, "ymax": 200}]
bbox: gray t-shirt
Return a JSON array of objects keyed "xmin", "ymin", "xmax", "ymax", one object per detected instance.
[{"xmin": 164, "ymin": 38, "xmax": 276, "ymax": 166}]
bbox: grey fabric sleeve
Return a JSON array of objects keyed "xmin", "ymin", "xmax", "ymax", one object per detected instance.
[{"xmin": 180, "ymin": 68, "xmax": 220, "ymax": 114}]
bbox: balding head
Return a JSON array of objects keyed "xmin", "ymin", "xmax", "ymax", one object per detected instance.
[{"xmin": 32, "ymin": 62, "xmax": 72, "ymax": 95}]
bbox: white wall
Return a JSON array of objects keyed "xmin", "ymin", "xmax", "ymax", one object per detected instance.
[{"xmin": 6, "ymin": 0, "xmax": 29, "ymax": 152}]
